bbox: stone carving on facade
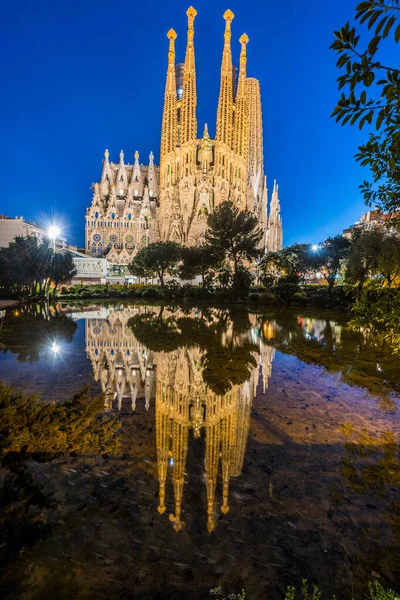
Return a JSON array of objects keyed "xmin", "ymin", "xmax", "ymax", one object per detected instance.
[{"xmin": 85, "ymin": 8, "xmax": 283, "ymax": 266}]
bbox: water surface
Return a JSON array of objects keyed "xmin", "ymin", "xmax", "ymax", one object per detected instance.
[{"xmin": 0, "ymin": 302, "xmax": 399, "ymax": 599}]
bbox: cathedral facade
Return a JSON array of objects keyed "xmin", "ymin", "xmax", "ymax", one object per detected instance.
[{"xmin": 85, "ymin": 7, "xmax": 283, "ymax": 267}]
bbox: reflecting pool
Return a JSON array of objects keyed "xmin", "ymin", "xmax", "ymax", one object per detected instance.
[{"xmin": 0, "ymin": 302, "xmax": 399, "ymax": 599}]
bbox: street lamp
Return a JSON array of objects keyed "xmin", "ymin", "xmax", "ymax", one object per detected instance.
[
  {"xmin": 48, "ymin": 225, "xmax": 60, "ymax": 252},
  {"xmin": 312, "ymin": 244, "xmax": 319, "ymax": 252}
]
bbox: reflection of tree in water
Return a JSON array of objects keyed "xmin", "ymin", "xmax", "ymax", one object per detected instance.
[
  {"xmin": 126, "ymin": 305, "xmax": 271, "ymax": 532},
  {"xmin": 341, "ymin": 424, "xmax": 400, "ymax": 539},
  {"xmin": 128, "ymin": 306, "xmax": 258, "ymax": 395},
  {"xmin": 256, "ymin": 310, "xmax": 400, "ymax": 410},
  {"xmin": 0, "ymin": 304, "xmax": 77, "ymax": 363}
]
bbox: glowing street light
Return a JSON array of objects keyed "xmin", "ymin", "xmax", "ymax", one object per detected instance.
[
  {"xmin": 48, "ymin": 225, "xmax": 60, "ymax": 251},
  {"xmin": 51, "ymin": 341, "xmax": 60, "ymax": 354},
  {"xmin": 312, "ymin": 244, "xmax": 319, "ymax": 252}
]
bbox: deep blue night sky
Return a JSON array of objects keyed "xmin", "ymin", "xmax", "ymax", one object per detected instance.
[{"xmin": 0, "ymin": 0, "xmax": 388, "ymax": 247}]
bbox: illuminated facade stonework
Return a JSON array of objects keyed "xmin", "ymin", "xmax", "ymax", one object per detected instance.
[{"xmin": 85, "ymin": 7, "xmax": 283, "ymax": 266}]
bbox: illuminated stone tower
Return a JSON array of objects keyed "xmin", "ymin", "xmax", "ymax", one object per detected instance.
[
  {"xmin": 266, "ymin": 180, "xmax": 283, "ymax": 252},
  {"xmin": 85, "ymin": 7, "xmax": 283, "ymax": 267}
]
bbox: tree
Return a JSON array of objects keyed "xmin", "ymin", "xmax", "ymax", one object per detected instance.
[
  {"xmin": 179, "ymin": 245, "xmax": 221, "ymax": 288},
  {"xmin": 261, "ymin": 243, "xmax": 314, "ymax": 284},
  {"xmin": 205, "ymin": 201, "xmax": 263, "ymax": 276},
  {"xmin": 0, "ymin": 236, "xmax": 52, "ymax": 298},
  {"xmin": 127, "ymin": 241, "xmax": 181, "ymax": 287},
  {"xmin": 347, "ymin": 229, "xmax": 400, "ymax": 289},
  {"xmin": 331, "ymin": 1, "xmax": 400, "ymax": 221},
  {"xmin": 315, "ymin": 236, "xmax": 351, "ymax": 292},
  {"xmin": 48, "ymin": 250, "xmax": 77, "ymax": 294}
]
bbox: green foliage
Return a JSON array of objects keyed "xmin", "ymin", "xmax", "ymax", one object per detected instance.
[
  {"xmin": 180, "ymin": 244, "xmax": 222, "ymax": 288},
  {"xmin": 350, "ymin": 283, "xmax": 400, "ymax": 350},
  {"xmin": 261, "ymin": 244, "xmax": 314, "ymax": 284},
  {"xmin": 346, "ymin": 229, "xmax": 400, "ymax": 288},
  {"xmin": 314, "ymin": 236, "xmax": 351, "ymax": 291},
  {"xmin": 331, "ymin": 1, "xmax": 400, "ymax": 220},
  {"xmin": 284, "ymin": 579, "xmax": 397, "ymax": 600},
  {"xmin": 0, "ymin": 381, "xmax": 121, "ymax": 570},
  {"xmin": 209, "ymin": 586, "xmax": 246, "ymax": 599},
  {"xmin": 0, "ymin": 382, "xmax": 121, "ymax": 459},
  {"xmin": 48, "ymin": 250, "xmax": 77, "ymax": 292},
  {"xmin": 128, "ymin": 241, "xmax": 182, "ymax": 286},
  {"xmin": 231, "ymin": 266, "xmax": 254, "ymax": 298},
  {"xmin": 0, "ymin": 236, "xmax": 77, "ymax": 299},
  {"xmin": 205, "ymin": 201, "xmax": 263, "ymax": 276},
  {"xmin": 369, "ymin": 580, "xmax": 400, "ymax": 600}
]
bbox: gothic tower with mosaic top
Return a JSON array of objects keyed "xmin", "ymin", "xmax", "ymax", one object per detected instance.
[{"xmin": 85, "ymin": 7, "xmax": 283, "ymax": 267}]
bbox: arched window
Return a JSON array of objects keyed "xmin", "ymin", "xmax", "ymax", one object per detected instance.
[{"xmin": 95, "ymin": 211, "xmax": 99, "ymax": 219}]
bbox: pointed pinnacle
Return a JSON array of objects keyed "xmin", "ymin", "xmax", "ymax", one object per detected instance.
[
  {"xmin": 223, "ymin": 9, "xmax": 234, "ymax": 21},
  {"xmin": 167, "ymin": 28, "xmax": 177, "ymax": 40},
  {"xmin": 186, "ymin": 6, "xmax": 197, "ymax": 18},
  {"xmin": 240, "ymin": 33, "xmax": 249, "ymax": 45}
]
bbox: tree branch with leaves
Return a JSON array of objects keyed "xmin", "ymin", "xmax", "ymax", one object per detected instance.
[{"xmin": 331, "ymin": 0, "xmax": 400, "ymax": 222}]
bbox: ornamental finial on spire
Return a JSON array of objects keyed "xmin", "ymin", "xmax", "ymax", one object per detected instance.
[
  {"xmin": 240, "ymin": 33, "xmax": 249, "ymax": 46},
  {"xmin": 223, "ymin": 8, "xmax": 234, "ymax": 22},
  {"xmin": 167, "ymin": 28, "xmax": 177, "ymax": 64},
  {"xmin": 104, "ymin": 149, "xmax": 109, "ymax": 159},
  {"xmin": 167, "ymin": 28, "xmax": 177, "ymax": 41},
  {"xmin": 186, "ymin": 6, "xmax": 197, "ymax": 21},
  {"xmin": 134, "ymin": 150, "xmax": 139, "ymax": 161},
  {"xmin": 223, "ymin": 10, "xmax": 234, "ymax": 47}
]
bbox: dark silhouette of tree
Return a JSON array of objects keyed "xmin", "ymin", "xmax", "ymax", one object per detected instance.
[
  {"xmin": 261, "ymin": 243, "xmax": 314, "ymax": 284},
  {"xmin": 180, "ymin": 245, "xmax": 222, "ymax": 288},
  {"xmin": 314, "ymin": 236, "xmax": 351, "ymax": 292},
  {"xmin": 205, "ymin": 201, "xmax": 263, "ymax": 277},
  {"xmin": 128, "ymin": 241, "xmax": 181, "ymax": 286},
  {"xmin": 347, "ymin": 229, "xmax": 400, "ymax": 289},
  {"xmin": 48, "ymin": 250, "xmax": 77, "ymax": 294}
]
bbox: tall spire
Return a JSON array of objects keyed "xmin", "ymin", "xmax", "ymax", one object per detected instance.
[
  {"xmin": 216, "ymin": 9, "xmax": 235, "ymax": 147},
  {"xmin": 233, "ymin": 34, "xmax": 249, "ymax": 159},
  {"xmin": 161, "ymin": 29, "xmax": 178, "ymax": 160},
  {"xmin": 147, "ymin": 151, "xmax": 159, "ymax": 198},
  {"xmin": 181, "ymin": 7, "xmax": 197, "ymax": 145},
  {"xmin": 130, "ymin": 150, "xmax": 143, "ymax": 197},
  {"xmin": 267, "ymin": 180, "xmax": 283, "ymax": 252},
  {"xmin": 116, "ymin": 150, "xmax": 128, "ymax": 193}
]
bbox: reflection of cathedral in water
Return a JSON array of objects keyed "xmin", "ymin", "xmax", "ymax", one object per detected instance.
[{"xmin": 85, "ymin": 306, "xmax": 275, "ymax": 531}]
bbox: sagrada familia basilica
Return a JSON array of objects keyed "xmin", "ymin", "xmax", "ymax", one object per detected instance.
[{"xmin": 85, "ymin": 7, "xmax": 283, "ymax": 267}]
